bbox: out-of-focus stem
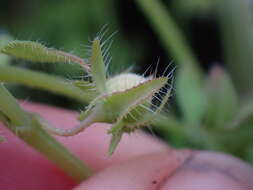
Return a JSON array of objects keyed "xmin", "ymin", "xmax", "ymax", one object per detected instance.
[
  {"xmin": 0, "ymin": 84, "xmax": 92, "ymax": 182},
  {"xmin": 0, "ymin": 65, "xmax": 93, "ymax": 103},
  {"xmin": 218, "ymin": 0, "xmax": 253, "ymax": 96}
]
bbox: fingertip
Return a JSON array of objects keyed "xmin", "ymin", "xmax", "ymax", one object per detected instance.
[
  {"xmin": 161, "ymin": 151, "xmax": 253, "ymax": 190},
  {"xmin": 74, "ymin": 151, "xmax": 253, "ymax": 190},
  {"xmin": 74, "ymin": 150, "xmax": 190, "ymax": 190}
]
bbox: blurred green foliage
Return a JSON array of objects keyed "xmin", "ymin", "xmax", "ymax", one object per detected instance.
[
  {"xmin": 1, "ymin": 0, "xmax": 253, "ymax": 164},
  {"xmin": 138, "ymin": 0, "xmax": 253, "ymax": 164},
  {"xmin": 1, "ymin": 0, "xmax": 141, "ymax": 76}
]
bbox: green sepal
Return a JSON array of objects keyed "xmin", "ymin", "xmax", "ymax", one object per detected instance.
[
  {"xmin": 0, "ymin": 40, "xmax": 87, "ymax": 67},
  {"xmin": 0, "ymin": 34, "xmax": 13, "ymax": 65},
  {"xmin": 125, "ymin": 86, "xmax": 171, "ymax": 129},
  {"xmin": 176, "ymin": 64, "xmax": 206, "ymax": 125},
  {"xmin": 107, "ymin": 84, "xmax": 170, "ymax": 154},
  {"xmin": 102, "ymin": 77, "xmax": 168, "ymax": 122},
  {"xmin": 73, "ymin": 80, "xmax": 94, "ymax": 91},
  {"xmin": 89, "ymin": 38, "xmax": 107, "ymax": 93},
  {"xmin": 108, "ymin": 120, "xmax": 125, "ymax": 155},
  {"xmin": 78, "ymin": 96, "xmax": 101, "ymax": 121},
  {"xmin": 204, "ymin": 66, "xmax": 238, "ymax": 129},
  {"xmin": 73, "ymin": 80, "xmax": 98, "ymax": 99}
]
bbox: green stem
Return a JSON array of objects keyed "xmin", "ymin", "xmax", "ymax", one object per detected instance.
[
  {"xmin": 0, "ymin": 84, "xmax": 92, "ymax": 181},
  {"xmin": 0, "ymin": 83, "xmax": 29, "ymax": 126},
  {"xmin": 0, "ymin": 65, "xmax": 93, "ymax": 103},
  {"xmin": 136, "ymin": 0, "xmax": 200, "ymax": 71},
  {"xmin": 218, "ymin": 0, "xmax": 253, "ymax": 95}
]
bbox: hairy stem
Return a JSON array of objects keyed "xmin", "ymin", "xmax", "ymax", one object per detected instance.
[
  {"xmin": 0, "ymin": 84, "xmax": 29, "ymax": 126},
  {"xmin": 0, "ymin": 65, "xmax": 93, "ymax": 103},
  {"xmin": 34, "ymin": 112, "xmax": 97, "ymax": 136},
  {"xmin": 0, "ymin": 84, "xmax": 92, "ymax": 181}
]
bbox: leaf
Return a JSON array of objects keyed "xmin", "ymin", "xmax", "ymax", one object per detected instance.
[
  {"xmin": 176, "ymin": 64, "xmax": 206, "ymax": 125},
  {"xmin": 0, "ymin": 40, "xmax": 90, "ymax": 71},
  {"xmin": 89, "ymin": 38, "xmax": 107, "ymax": 93},
  {"xmin": 204, "ymin": 66, "xmax": 238, "ymax": 129}
]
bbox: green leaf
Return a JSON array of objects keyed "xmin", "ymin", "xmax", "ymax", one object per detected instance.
[
  {"xmin": 176, "ymin": 64, "xmax": 206, "ymax": 125},
  {"xmin": 0, "ymin": 40, "xmax": 90, "ymax": 71},
  {"xmin": 89, "ymin": 38, "xmax": 107, "ymax": 93},
  {"xmin": 204, "ymin": 66, "xmax": 239, "ymax": 129}
]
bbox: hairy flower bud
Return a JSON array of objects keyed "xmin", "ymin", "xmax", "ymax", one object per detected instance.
[{"xmin": 106, "ymin": 73, "xmax": 147, "ymax": 93}]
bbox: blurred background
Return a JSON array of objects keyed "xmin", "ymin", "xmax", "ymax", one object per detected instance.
[{"xmin": 1, "ymin": 0, "xmax": 253, "ymax": 164}]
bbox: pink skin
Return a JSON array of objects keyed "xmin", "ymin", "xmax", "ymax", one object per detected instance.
[{"xmin": 0, "ymin": 102, "xmax": 253, "ymax": 190}]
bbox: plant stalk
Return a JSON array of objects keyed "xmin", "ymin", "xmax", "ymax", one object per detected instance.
[
  {"xmin": 0, "ymin": 84, "xmax": 92, "ymax": 182},
  {"xmin": 0, "ymin": 65, "xmax": 93, "ymax": 103},
  {"xmin": 218, "ymin": 0, "xmax": 253, "ymax": 95}
]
